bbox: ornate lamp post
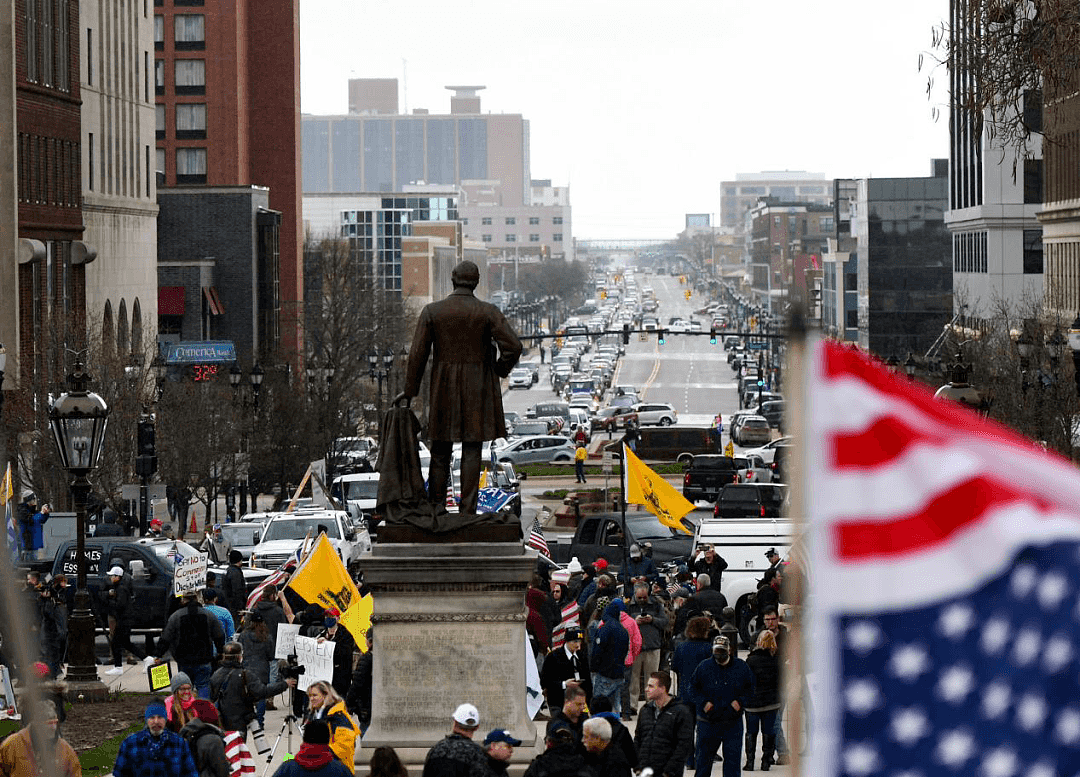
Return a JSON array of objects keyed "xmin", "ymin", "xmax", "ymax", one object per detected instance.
[
  {"xmin": 49, "ymin": 362, "xmax": 110, "ymax": 699},
  {"xmin": 934, "ymin": 351, "xmax": 987, "ymax": 414},
  {"xmin": 250, "ymin": 363, "xmax": 264, "ymax": 408},
  {"xmin": 903, "ymin": 353, "xmax": 918, "ymax": 380}
]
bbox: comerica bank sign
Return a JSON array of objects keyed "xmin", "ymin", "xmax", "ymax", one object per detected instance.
[{"xmin": 164, "ymin": 341, "xmax": 236, "ymax": 365}]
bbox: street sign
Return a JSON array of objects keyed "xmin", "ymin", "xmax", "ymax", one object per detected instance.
[
  {"xmin": 602, "ymin": 451, "xmax": 613, "ymax": 475},
  {"xmin": 638, "ymin": 333, "xmax": 648, "ymax": 341},
  {"xmin": 746, "ymin": 342, "xmax": 768, "ymax": 350}
]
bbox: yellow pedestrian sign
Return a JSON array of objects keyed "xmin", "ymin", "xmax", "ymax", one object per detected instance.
[{"xmin": 724, "ymin": 441, "xmax": 734, "ymax": 457}]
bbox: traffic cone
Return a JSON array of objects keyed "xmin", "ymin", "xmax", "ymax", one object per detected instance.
[{"xmin": 189, "ymin": 511, "xmax": 197, "ymax": 533}]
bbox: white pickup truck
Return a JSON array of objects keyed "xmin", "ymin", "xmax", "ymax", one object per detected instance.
[{"xmin": 249, "ymin": 509, "xmax": 370, "ymax": 572}]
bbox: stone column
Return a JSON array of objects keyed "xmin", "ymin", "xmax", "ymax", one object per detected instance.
[{"xmin": 359, "ymin": 540, "xmax": 540, "ymax": 770}]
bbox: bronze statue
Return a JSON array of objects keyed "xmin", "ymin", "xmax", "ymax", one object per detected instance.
[{"xmin": 395, "ymin": 260, "xmax": 522, "ymax": 515}]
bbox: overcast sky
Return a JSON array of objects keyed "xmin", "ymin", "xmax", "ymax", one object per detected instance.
[{"xmin": 300, "ymin": 0, "xmax": 951, "ymax": 241}]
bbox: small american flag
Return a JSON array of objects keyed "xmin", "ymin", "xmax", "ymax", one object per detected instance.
[
  {"xmin": 551, "ymin": 600, "xmax": 581, "ymax": 649},
  {"xmin": 526, "ymin": 516, "xmax": 551, "ymax": 559},
  {"xmin": 807, "ymin": 340, "xmax": 1080, "ymax": 775},
  {"xmin": 245, "ymin": 541, "xmax": 307, "ymax": 610}
]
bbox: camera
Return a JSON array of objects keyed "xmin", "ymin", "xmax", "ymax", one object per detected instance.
[{"xmin": 279, "ymin": 654, "xmax": 305, "ymax": 681}]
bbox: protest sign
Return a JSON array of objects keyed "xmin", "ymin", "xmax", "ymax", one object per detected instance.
[
  {"xmin": 274, "ymin": 623, "xmax": 301, "ymax": 660},
  {"xmin": 173, "ymin": 551, "xmax": 208, "ymax": 597},
  {"xmin": 292, "ymin": 634, "xmax": 335, "ymax": 692},
  {"xmin": 147, "ymin": 661, "xmax": 173, "ymax": 692}
]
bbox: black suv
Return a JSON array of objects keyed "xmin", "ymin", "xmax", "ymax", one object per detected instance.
[
  {"xmin": 682, "ymin": 455, "xmax": 746, "ymax": 503},
  {"xmin": 713, "ymin": 483, "xmax": 788, "ymax": 519}
]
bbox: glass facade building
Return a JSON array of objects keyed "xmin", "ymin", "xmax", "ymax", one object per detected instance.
[
  {"xmin": 855, "ymin": 176, "xmax": 952, "ymax": 356},
  {"xmin": 340, "ymin": 196, "xmax": 458, "ymax": 292}
]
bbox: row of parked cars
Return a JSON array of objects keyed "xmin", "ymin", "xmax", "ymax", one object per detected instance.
[{"xmin": 681, "ymin": 436, "xmax": 792, "ymax": 518}]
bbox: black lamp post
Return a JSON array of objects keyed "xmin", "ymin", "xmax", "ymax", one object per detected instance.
[
  {"xmin": 0, "ymin": 343, "xmax": 6, "ymax": 419},
  {"xmin": 903, "ymin": 353, "xmax": 918, "ymax": 380},
  {"xmin": 151, "ymin": 354, "xmax": 167, "ymax": 402},
  {"xmin": 368, "ymin": 347, "xmax": 395, "ymax": 425},
  {"xmin": 49, "ymin": 362, "xmax": 110, "ymax": 699},
  {"xmin": 250, "ymin": 363, "xmax": 264, "ymax": 408},
  {"xmin": 934, "ymin": 351, "xmax": 987, "ymax": 413}
]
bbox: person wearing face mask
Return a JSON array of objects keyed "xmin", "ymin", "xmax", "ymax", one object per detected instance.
[
  {"xmin": 199, "ymin": 525, "xmax": 233, "ymax": 565},
  {"xmin": 112, "ymin": 699, "xmax": 199, "ymax": 777},
  {"xmin": 0, "ymin": 700, "xmax": 80, "ymax": 777},
  {"xmin": 689, "ymin": 636, "xmax": 754, "ymax": 777},
  {"xmin": 306, "ymin": 608, "xmax": 356, "ymax": 699}
]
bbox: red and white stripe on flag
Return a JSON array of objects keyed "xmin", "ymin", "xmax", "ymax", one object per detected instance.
[{"xmin": 805, "ymin": 340, "xmax": 1080, "ymax": 774}]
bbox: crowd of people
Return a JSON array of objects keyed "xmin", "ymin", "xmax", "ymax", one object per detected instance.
[{"xmin": 525, "ymin": 544, "xmax": 795, "ymax": 776}]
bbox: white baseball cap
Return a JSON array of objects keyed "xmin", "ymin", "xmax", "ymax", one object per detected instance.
[{"xmin": 452, "ymin": 703, "xmax": 480, "ymax": 728}]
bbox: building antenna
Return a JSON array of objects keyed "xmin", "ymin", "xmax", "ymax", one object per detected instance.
[{"xmin": 402, "ymin": 58, "xmax": 408, "ymax": 113}]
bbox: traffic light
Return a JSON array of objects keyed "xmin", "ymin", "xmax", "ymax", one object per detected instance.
[
  {"xmin": 622, "ymin": 323, "xmax": 630, "ymax": 345},
  {"xmin": 658, "ymin": 329, "xmax": 666, "ymax": 345},
  {"xmin": 710, "ymin": 327, "xmax": 718, "ymax": 345},
  {"xmin": 136, "ymin": 413, "xmax": 157, "ymax": 477},
  {"xmin": 600, "ymin": 290, "xmax": 607, "ymax": 300},
  {"xmin": 684, "ymin": 290, "xmax": 691, "ymax": 300}
]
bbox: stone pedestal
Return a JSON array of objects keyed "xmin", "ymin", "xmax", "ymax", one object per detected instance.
[{"xmin": 358, "ymin": 541, "xmax": 540, "ymax": 771}]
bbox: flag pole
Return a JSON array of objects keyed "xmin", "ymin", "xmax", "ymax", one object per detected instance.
[
  {"xmin": 785, "ymin": 303, "xmax": 809, "ymax": 777},
  {"xmin": 620, "ymin": 443, "xmax": 630, "ymax": 598}
]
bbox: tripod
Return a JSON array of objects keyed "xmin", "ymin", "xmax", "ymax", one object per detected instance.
[{"xmin": 262, "ymin": 685, "xmax": 300, "ymax": 777}]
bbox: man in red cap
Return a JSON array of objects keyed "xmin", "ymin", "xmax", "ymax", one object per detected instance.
[{"xmin": 145, "ymin": 517, "xmax": 165, "ymax": 538}]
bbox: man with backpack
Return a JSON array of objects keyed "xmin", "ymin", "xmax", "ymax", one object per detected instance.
[{"xmin": 210, "ymin": 642, "xmax": 294, "ymax": 735}]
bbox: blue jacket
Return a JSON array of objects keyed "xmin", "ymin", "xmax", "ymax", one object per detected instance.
[
  {"xmin": 620, "ymin": 556, "xmax": 658, "ymax": 585},
  {"xmin": 28, "ymin": 510, "xmax": 49, "ymax": 550},
  {"xmin": 690, "ymin": 656, "xmax": 754, "ymax": 727},
  {"xmin": 113, "ymin": 727, "xmax": 198, "ymax": 777},
  {"xmin": 671, "ymin": 639, "xmax": 713, "ymax": 710},
  {"xmin": 593, "ymin": 601, "xmax": 630, "ymax": 680}
]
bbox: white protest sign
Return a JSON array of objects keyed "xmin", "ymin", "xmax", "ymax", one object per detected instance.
[
  {"xmin": 275, "ymin": 624, "xmax": 302, "ymax": 660},
  {"xmin": 173, "ymin": 551, "xmax": 209, "ymax": 598},
  {"xmin": 292, "ymin": 634, "xmax": 335, "ymax": 691}
]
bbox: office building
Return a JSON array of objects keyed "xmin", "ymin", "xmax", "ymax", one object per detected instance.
[
  {"xmin": 81, "ymin": 0, "xmax": 159, "ymax": 360},
  {"xmin": 154, "ymin": 0, "xmax": 302, "ymax": 361},
  {"xmin": 721, "ymin": 172, "xmax": 832, "ymax": 237},
  {"xmin": 303, "ymin": 82, "xmax": 531, "ymax": 207}
]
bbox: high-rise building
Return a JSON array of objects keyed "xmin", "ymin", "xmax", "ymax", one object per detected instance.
[
  {"xmin": 945, "ymin": 0, "xmax": 1043, "ymax": 325},
  {"xmin": 303, "ymin": 82, "xmax": 531, "ymax": 207},
  {"xmin": 81, "ymin": 0, "xmax": 159, "ymax": 360},
  {"xmin": 154, "ymin": 0, "xmax": 302, "ymax": 361}
]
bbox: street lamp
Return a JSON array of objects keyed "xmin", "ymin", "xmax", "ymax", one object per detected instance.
[
  {"xmin": 49, "ymin": 362, "xmax": 110, "ymax": 699},
  {"xmin": 250, "ymin": 363, "xmax": 264, "ymax": 407},
  {"xmin": 0, "ymin": 343, "xmax": 6, "ymax": 419},
  {"xmin": 151, "ymin": 354, "xmax": 167, "ymax": 402},
  {"xmin": 903, "ymin": 353, "xmax": 918, "ymax": 379},
  {"xmin": 934, "ymin": 351, "xmax": 987, "ymax": 413}
]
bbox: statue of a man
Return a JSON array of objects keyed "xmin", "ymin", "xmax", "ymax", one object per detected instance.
[{"xmin": 396, "ymin": 260, "xmax": 522, "ymax": 516}]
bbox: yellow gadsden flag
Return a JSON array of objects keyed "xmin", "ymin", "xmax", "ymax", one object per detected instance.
[
  {"xmin": 287, "ymin": 534, "xmax": 373, "ymax": 651},
  {"xmin": 0, "ymin": 464, "xmax": 12, "ymax": 505},
  {"xmin": 623, "ymin": 444, "xmax": 694, "ymax": 534}
]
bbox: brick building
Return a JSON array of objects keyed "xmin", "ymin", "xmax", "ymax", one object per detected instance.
[{"xmin": 154, "ymin": 0, "xmax": 301, "ymax": 362}]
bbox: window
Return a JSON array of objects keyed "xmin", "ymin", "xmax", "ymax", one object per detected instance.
[
  {"xmin": 153, "ymin": 15, "xmax": 164, "ymax": 49},
  {"xmin": 155, "ymin": 59, "xmax": 164, "ymax": 94},
  {"xmin": 145, "ymin": 146, "xmax": 151, "ymax": 197},
  {"xmin": 1024, "ymin": 158, "xmax": 1043, "ymax": 204},
  {"xmin": 482, "ymin": 234, "xmax": 492, "ymax": 243},
  {"xmin": 553, "ymin": 216, "xmax": 563, "ymax": 225},
  {"xmin": 41, "ymin": 0, "xmax": 52, "ymax": 86},
  {"xmin": 506, "ymin": 234, "xmax": 517, "ymax": 242},
  {"xmin": 1023, "ymin": 229, "xmax": 1043, "ymax": 274},
  {"xmin": 155, "ymin": 104, "xmax": 165, "ymax": 138},
  {"xmin": 176, "ymin": 148, "xmax": 207, "ymax": 183},
  {"xmin": 86, "ymin": 28, "xmax": 92, "ymax": 84},
  {"xmin": 174, "ymin": 15, "xmax": 204, "ymax": 49},
  {"xmin": 26, "ymin": 0, "xmax": 37, "ymax": 82},
  {"xmin": 56, "ymin": 0, "xmax": 68, "ymax": 90},
  {"xmin": 846, "ymin": 310, "xmax": 858, "ymax": 329},
  {"xmin": 175, "ymin": 103, "xmax": 206, "ymax": 138},
  {"xmin": 144, "ymin": 51, "xmax": 149, "ymax": 101},
  {"xmin": 505, "ymin": 217, "xmax": 516, "ymax": 225},
  {"xmin": 529, "ymin": 216, "xmax": 540, "ymax": 225},
  {"xmin": 174, "ymin": 59, "xmax": 205, "ymax": 95},
  {"xmin": 529, "ymin": 234, "xmax": 540, "ymax": 242},
  {"xmin": 155, "ymin": 148, "xmax": 165, "ymax": 182},
  {"xmin": 553, "ymin": 233, "xmax": 563, "ymax": 242},
  {"xmin": 481, "ymin": 217, "xmax": 492, "ymax": 225},
  {"xmin": 88, "ymin": 132, "xmax": 93, "ymax": 191}
]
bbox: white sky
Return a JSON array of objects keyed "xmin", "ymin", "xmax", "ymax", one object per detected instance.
[{"xmin": 300, "ymin": 0, "xmax": 951, "ymax": 241}]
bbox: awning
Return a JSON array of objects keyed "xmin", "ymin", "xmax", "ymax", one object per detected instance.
[
  {"xmin": 159, "ymin": 286, "xmax": 186, "ymax": 316},
  {"xmin": 203, "ymin": 287, "xmax": 225, "ymax": 316}
]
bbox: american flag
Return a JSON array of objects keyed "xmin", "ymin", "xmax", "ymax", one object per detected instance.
[
  {"xmin": 806, "ymin": 340, "xmax": 1080, "ymax": 776},
  {"xmin": 527, "ymin": 516, "xmax": 551, "ymax": 559},
  {"xmin": 551, "ymin": 600, "xmax": 581, "ymax": 649},
  {"xmin": 245, "ymin": 541, "xmax": 308, "ymax": 610}
]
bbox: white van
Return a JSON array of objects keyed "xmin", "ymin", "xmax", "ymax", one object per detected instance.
[{"xmin": 691, "ymin": 518, "xmax": 794, "ymax": 644}]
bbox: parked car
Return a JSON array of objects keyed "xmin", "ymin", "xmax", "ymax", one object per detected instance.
[
  {"xmin": 326, "ymin": 436, "xmax": 377, "ymax": 477},
  {"xmin": 215, "ymin": 522, "xmax": 265, "ymax": 562},
  {"xmin": 511, "ymin": 419, "xmax": 560, "ymax": 438},
  {"xmin": 743, "ymin": 436, "xmax": 794, "ymax": 463},
  {"xmin": 713, "ymin": 483, "xmax": 789, "ymax": 519},
  {"xmin": 732, "ymin": 414, "xmax": 771, "ymax": 446},
  {"xmin": 329, "ymin": 472, "xmax": 380, "ymax": 530},
  {"xmin": 634, "ymin": 402, "xmax": 678, "ymax": 426},
  {"xmin": 509, "ymin": 367, "xmax": 533, "ymax": 389},
  {"xmin": 518, "ymin": 361, "xmax": 541, "ymax": 384},
  {"xmin": 494, "ymin": 435, "xmax": 577, "ymax": 467},
  {"xmin": 250, "ymin": 509, "xmax": 370, "ymax": 572},
  {"xmin": 682, "ymin": 454, "xmax": 744, "ymax": 503},
  {"xmin": 734, "ymin": 454, "xmax": 772, "ymax": 484},
  {"xmin": 757, "ymin": 400, "xmax": 786, "ymax": 430}
]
